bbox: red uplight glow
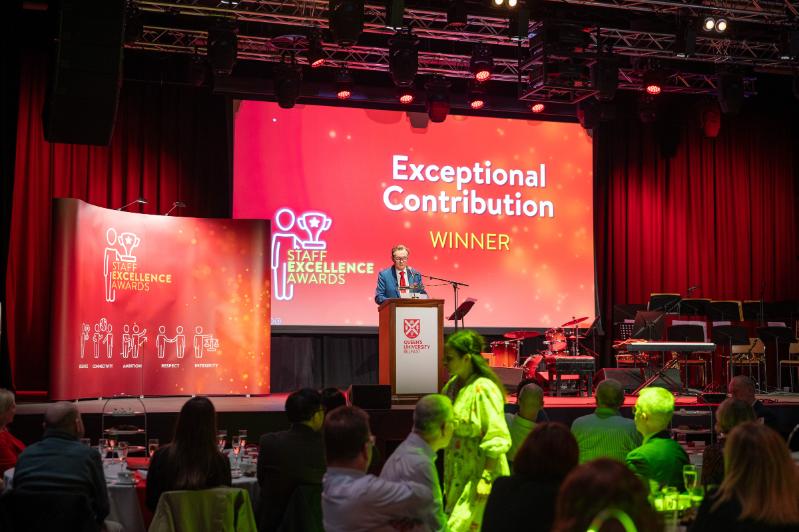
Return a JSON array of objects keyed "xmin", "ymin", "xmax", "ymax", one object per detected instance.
[
  {"xmin": 311, "ymin": 58, "xmax": 326, "ymax": 68},
  {"xmin": 399, "ymin": 93, "xmax": 414, "ymax": 104},
  {"xmin": 475, "ymin": 70, "xmax": 491, "ymax": 82},
  {"xmin": 645, "ymin": 84, "xmax": 661, "ymax": 95},
  {"xmin": 531, "ymin": 103, "xmax": 545, "ymax": 113},
  {"xmin": 470, "ymin": 99, "xmax": 485, "ymax": 110},
  {"xmin": 337, "ymin": 89, "xmax": 352, "ymax": 100}
]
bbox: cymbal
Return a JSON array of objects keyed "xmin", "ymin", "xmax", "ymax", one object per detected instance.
[
  {"xmin": 504, "ymin": 330, "xmax": 541, "ymax": 340},
  {"xmin": 566, "ymin": 335, "xmax": 586, "ymax": 340},
  {"xmin": 560, "ymin": 316, "xmax": 589, "ymax": 327}
]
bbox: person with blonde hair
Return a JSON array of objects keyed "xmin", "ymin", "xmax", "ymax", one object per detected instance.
[
  {"xmin": 691, "ymin": 422, "xmax": 799, "ymax": 531},
  {"xmin": 700, "ymin": 398, "xmax": 755, "ymax": 487},
  {"xmin": 441, "ymin": 329, "xmax": 511, "ymax": 531},
  {"xmin": 0, "ymin": 388, "xmax": 24, "ymax": 474}
]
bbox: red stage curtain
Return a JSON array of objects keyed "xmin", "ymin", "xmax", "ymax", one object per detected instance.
[
  {"xmin": 6, "ymin": 52, "xmax": 232, "ymax": 392},
  {"xmin": 595, "ymin": 97, "xmax": 799, "ymax": 360}
]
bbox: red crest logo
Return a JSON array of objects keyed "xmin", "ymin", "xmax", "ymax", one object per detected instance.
[{"xmin": 403, "ymin": 319, "xmax": 421, "ymax": 339}]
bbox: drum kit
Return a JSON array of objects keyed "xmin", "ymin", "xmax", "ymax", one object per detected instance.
[{"xmin": 488, "ymin": 316, "xmax": 592, "ymax": 380}]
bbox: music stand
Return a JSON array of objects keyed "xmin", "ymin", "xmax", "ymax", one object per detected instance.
[
  {"xmin": 680, "ymin": 298, "xmax": 710, "ymax": 316},
  {"xmin": 708, "ymin": 301, "xmax": 743, "ymax": 322},
  {"xmin": 757, "ymin": 326, "xmax": 797, "ymax": 391},
  {"xmin": 742, "ymin": 300, "xmax": 765, "ymax": 322},
  {"xmin": 648, "ymin": 293, "xmax": 681, "ymax": 312},
  {"xmin": 447, "ymin": 298, "xmax": 476, "ymax": 329},
  {"xmin": 632, "ymin": 311, "xmax": 666, "ymax": 341}
]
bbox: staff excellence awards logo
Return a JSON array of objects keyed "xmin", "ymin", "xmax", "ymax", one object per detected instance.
[{"xmin": 103, "ymin": 227, "xmax": 173, "ymax": 302}]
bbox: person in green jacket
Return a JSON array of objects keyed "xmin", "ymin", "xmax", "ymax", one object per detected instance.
[{"xmin": 625, "ymin": 386, "xmax": 688, "ymax": 490}]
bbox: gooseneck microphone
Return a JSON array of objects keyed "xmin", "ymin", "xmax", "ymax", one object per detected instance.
[
  {"xmin": 116, "ymin": 198, "xmax": 147, "ymax": 211},
  {"xmin": 163, "ymin": 201, "xmax": 187, "ymax": 216}
]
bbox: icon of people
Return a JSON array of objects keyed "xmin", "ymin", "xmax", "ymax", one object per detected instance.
[
  {"xmin": 104, "ymin": 228, "xmax": 122, "ymax": 303},
  {"xmin": 156, "ymin": 326, "xmax": 168, "ymax": 358},
  {"xmin": 103, "ymin": 323, "xmax": 114, "ymax": 359},
  {"xmin": 193, "ymin": 326, "xmax": 219, "ymax": 358},
  {"xmin": 121, "ymin": 324, "xmax": 133, "ymax": 359},
  {"xmin": 271, "ymin": 208, "xmax": 303, "ymax": 301},
  {"xmin": 92, "ymin": 324, "xmax": 102, "ymax": 358},
  {"xmin": 80, "ymin": 323, "xmax": 90, "ymax": 359},
  {"xmin": 131, "ymin": 324, "xmax": 147, "ymax": 358},
  {"xmin": 175, "ymin": 326, "xmax": 186, "ymax": 359}
]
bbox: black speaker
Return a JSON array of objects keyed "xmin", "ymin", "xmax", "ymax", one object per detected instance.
[
  {"xmin": 493, "ymin": 367, "xmax": 525, "ymax": 393},
  {"xmin": 43, "ymin": 0, "xmax": 126, "ymax": 146},
  {"xmin": 348, "ymin": 384, "xmax": 392, "ymax": 410},
  {"xmin": 595, "ymin": 368, "xmax": 645, "ymax": 394}
]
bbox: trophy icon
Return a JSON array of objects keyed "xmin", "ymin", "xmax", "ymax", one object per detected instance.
[
  {"xmin": 117, "ymin": 232, "xmax": 141, "ymax": 262},
  {"xmin": 297, "ymin": 211, "xmax": 332, "ymax": 250}
]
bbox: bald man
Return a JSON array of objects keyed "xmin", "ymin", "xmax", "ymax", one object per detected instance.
[
  {"xmin": 571, "ymin": 379, "xmax": 641, "ymax": 463},
  {"xmin": 13, "ymin": 402, "xmax": 110, "ymax": 527},
  {"xmin": 381, "ymin": 394, "xmax": 454, "ymax": 532},
  {"xmin": 505, "ymin": 383, "xmax": 544, "ymax": 462}
]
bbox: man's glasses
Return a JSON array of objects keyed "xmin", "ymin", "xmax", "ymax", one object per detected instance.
[{"xmin": 393, "ymin": 256, "xmax": 408, "ymax": 262}]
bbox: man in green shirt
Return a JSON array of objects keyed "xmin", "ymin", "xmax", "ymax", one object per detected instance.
[
  {"xmin": 626, "ymin": 386, "xmax": 688, "ymax": 490},
  {"xmin": 505, "ymin": 383, "xmax": 543, "ymax": 462},
  {"xmin": 571, "ymin": 379, "xmax": 641, "ymax": 463}
]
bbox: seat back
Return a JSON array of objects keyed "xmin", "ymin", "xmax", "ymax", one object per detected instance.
[
  {"xmin": 149, "ymin": 487, "xmax": 257, "ymax": 532},
  {"xmin": 0, "ymin": 489, "xmax": 100, "ymax": 532}
]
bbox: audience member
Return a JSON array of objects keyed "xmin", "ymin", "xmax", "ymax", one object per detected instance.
[
  {"xmin": 322, "ymin": 406, "xmax": 431, "ymax": 531},
  {"xmin": 552, "ymin": 458, "xmax": 661, "ymax": 532},
  {"xmin": 700, "ymin": 398, "xmax": 755, "ymax": 487},
  {"xmin": 505, "ymin": 383, "xmax": 543, "ymax": 462},
  {"xmin": 571, "ymin": 379, "xmax": 641, "ymax": 463},
  {"xmin": 380, "ymin": 394, "xmax": 454, "ymax": 532},
  {"xmin": 626, "ymin": 386, "xmax": 688, "ymax": 489},
  {"xmin": 146, "ymin": 396, "xmax": 232, "ymax": 512},
  {"xmin": 13, "ymin": 402, "xmax": 112, "ymax": 529},
  {"xmin": 257, "ymin": 388, "xmax": 326, "ymax": 532},
  {"xmin": 691, "ymin": 422, "xmax": 799, "ymax": 531},
  {"xmin": 442, "ymin": 330, "xmax": 511, "ymax": 532},
  {"xmin": 321, "ymin": 387, "xmax": 347, "ymax": 415},
  {"xmin": 483, "ymin": 422, "xmax": 578, "ymax": 532},
  {"xmin": 0, "ymin": 388, "xmax": 25, "ymax": 474},
  {"xmin": 728, "ymin": 376, "xmax": 779, "ymax": 431}
]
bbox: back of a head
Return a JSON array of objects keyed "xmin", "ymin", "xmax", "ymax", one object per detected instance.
[
  {"xmin": 321, "ymin": 387, "xmax": 347, "ymax": 413},
  {"xmin": 553, "ymin": 458, "xmax": 660, "ymax": 532},
  {"xmin": 413, "ymin": 394, "xmax": 452, "ymax": 436},
  {"xmin": 635, "ymin": 386, "xmax": 674, "ymax": 428},
  {"xmin": 595, "ymin": 379, "xmax": 624, "ymax": 409},
  {"xmin": 715, "ymin": 398, "xmax": 755, "ymax": 434},
  {"xmin": 174, "ymin": 396, "xmax": 217, "ymax": 450},
  {"xmin": 513, "ymin": 422, "xmax": 578, "ymax": 482},
  {"xmin": 728, "ymin": 375, "xmax": 755, "ymax": 402},
  {"xmin": 324, "ymin": 406, "xmax": 370, "ymax": 463},
  {"xmin": 517, "ymin": 383, "xmax": 544, "ymax": 414},
  {"xmin": 0, "ymin": 389, "xmax": 15, "ymax": 417},
  {"xmin": 719, "ymin": 422, "xmax": 799, "ymax": 524},
  {"xmin": 285, "ymin": 388, "xmax": 322, "ymax": 423},
  {"xmin": 445, "ymin": 329, "xmax": 485, "ymax": 356},
  {"xmin": 43, "ymin": 402, "xmax": 80, "ymax": 434}
]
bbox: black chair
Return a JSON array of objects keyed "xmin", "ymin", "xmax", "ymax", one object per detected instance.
[{"xmin": 0, "ymin": 490, "xmax": 100, "ymax": 532}]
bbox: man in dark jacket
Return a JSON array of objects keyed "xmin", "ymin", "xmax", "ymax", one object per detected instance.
[{"xmin": 257, "ymin": 388, "xmax": 326, "ymax": 532}]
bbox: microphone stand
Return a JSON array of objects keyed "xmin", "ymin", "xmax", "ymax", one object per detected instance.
[{"xmin": 421, "ymin": 274, "xmax": 469, "ymax": 330}]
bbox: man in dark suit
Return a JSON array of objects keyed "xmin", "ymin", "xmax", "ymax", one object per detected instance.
[
  {"xmin": 728, "ymin": 375, "xmax": 779, "ymax": 432},
  {"xmin": 257, "ymin": 388, "xmax": 326, "ymax": 532},
  {"xmin": 374, "ymin": 244, "xmax": 427, "ymax": 304}
]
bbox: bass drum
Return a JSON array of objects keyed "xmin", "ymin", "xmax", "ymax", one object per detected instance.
[{"xmin": 489, "ymin": 340, "xmax": 520, "ymax": 367}]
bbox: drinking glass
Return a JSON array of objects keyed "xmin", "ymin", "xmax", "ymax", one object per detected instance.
[
  {"xmin": 217, "ymin": 430, "xmax": 227, "ymax": 452},
  {"xmin": 99, "ymin": 438, "xmax": 109, "ymax": 459},
  {"xmin": 683, "ymin": 464, "xmax": 698, "ymax": 493},
  {"xmin": 238, "ymin": 429, "xmax": 248, "ymax": 450},
  {"xmin": 148, "ymin": 438, "xmax": 159, "ymax": 458},
  {"xmin": 118, "ymin": 441, "xmax": 129, "ymax": 464}
]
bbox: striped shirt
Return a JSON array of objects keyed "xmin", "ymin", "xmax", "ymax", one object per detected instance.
[{"xmin": 571, "ymin": 407, "xmax": 642, "ymax": 463}]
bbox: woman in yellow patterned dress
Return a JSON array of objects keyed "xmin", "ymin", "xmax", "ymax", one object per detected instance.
[{"xmin": 442, "ymin": 330, "xmax": 512, "ymax": 531}]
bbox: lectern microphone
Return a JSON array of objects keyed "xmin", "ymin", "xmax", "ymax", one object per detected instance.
[
  {"xmin": 116, "ymin": 197, "xmax": 147, "ymax": 211},
  {"xmin": 164, "ymin": 201, "xmax": 187, "ymax": 216}
]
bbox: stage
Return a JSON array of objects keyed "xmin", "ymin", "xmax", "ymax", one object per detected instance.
[{"xmin": 11, "ymin": 393, "xmax": 799, "ymax": 455}]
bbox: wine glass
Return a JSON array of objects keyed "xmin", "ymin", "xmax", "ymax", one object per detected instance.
[
  {"xmin": 118, "ymin": 441, "xmax": 129, "ymax": 464},
  {"xmin": 683, "ymin": 464, "xmax": 698, "ymax": 494},
  {"xmin": 238, "ymin": 429, "xmax": 248, "ymax": 450},
  {"xmin": 217, "ymin": 430, "xmax": 227, "ymax": 452},
  {"xmin": 148, "ymin": 438, "xmax": 159, "ymax": 458},
  {"xmin": 98, "ymin": 438, "xmax": 109, "ymax": 459}
]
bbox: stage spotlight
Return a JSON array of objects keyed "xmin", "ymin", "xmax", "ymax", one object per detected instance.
[
  {"xmin": 336, "ymin": 69, "xmax": 353, "ymax": 100},
  {"xmin": 468, "ymin": 82, "xmax": 487, "ymax": 110},
  {"xmin": 591, "ymin": 57, "xmax": 619, "ymax": 102},
  {"xmin": 329, "ymin": 0, "xmax": 364, "ymax": 47},
  {"xmin": 702, "ymin": 17, "xmax": 715, "ymax": 32},
  {"xmin": 425, "ymin": 75, "xmax": 451, "ymax": 123},
  {"xmin": 447, "ymin": 0, "xmax": 468, "ymax": 28},
  {"xmin": 530, "ymin": 102, "xmax": 545, "ymax": 113},
  {"xmin": 642, "ymin": 70, "xmax": 662, "ymax": 95},
  {"xmin": 715, "ymin": 18, "xmax": 727, "ymax": 33},
  {"xmin": 207, "ymin": 21, "xmax": 238, "ymax": 76},
  {"xmin": 307, "ymin": 32, "xmax": 326, "ymax": 68},
  {"xmin": 470, "ymin": 44, "xmax": 494, "ymax": 82},
  {"xmin": 274, "ymin": 52, "xmax": 303, "ymax": 109},
  {"xmin": 385, "ymin": 0, "xmax": 405, "ymax": 30},
  {"xmin": 492, "ymin": 0, "xmax": 518, "ymax": 6},
  {"xmin": 398, "ymin": 87, "xmax": 415, "ymax": 104},
  {"xmin": 389, "ymin": 30, "xmax": 419, "ymax": 88}
]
